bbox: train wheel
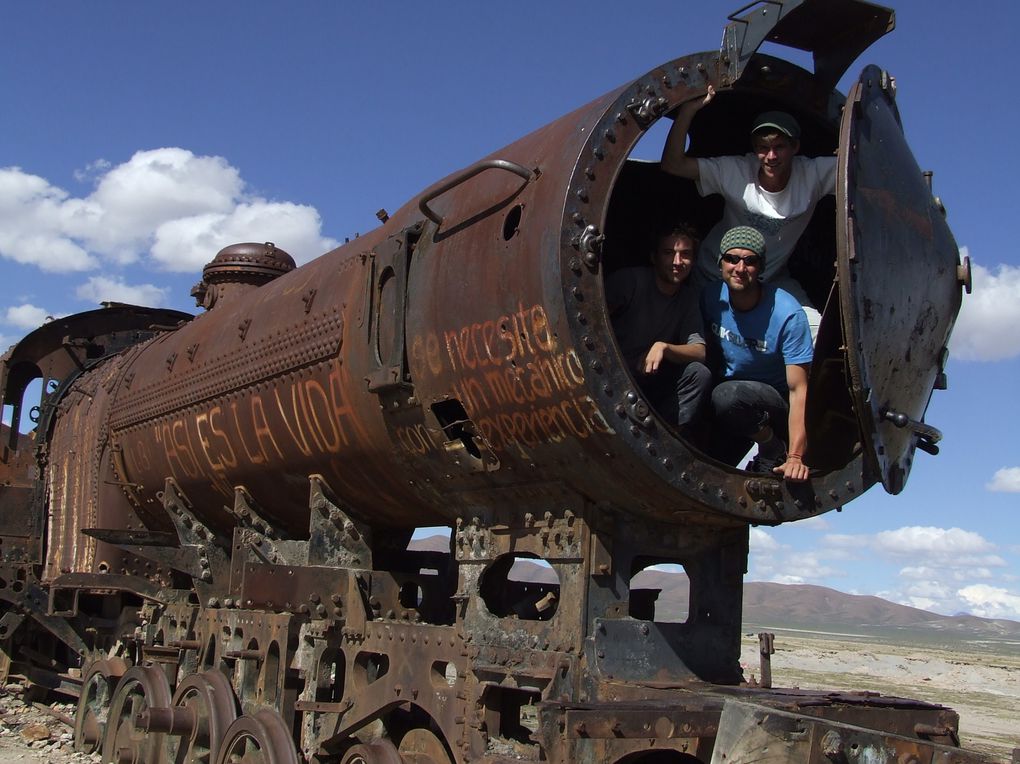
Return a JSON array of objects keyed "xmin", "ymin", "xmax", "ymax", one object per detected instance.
[
  {"xmin": 165, "ymin": 670, "xmax": 238, "ymax": 764},
  {"xmin": 398, "ymin": 729, "xmax": 453, "ymax": 764},
  {"xmin": 102, "ymin": 664, "xmax": 173, "ymax": 764},
  {"xmin": 340, "ymin": 740, "xmax": 403, "ymax": 764},
  {"xmin": 214, "ymin": 709, "xmax": 299, "ymax": 764},
  {"xmin": 73, "ymin": 657, "xmax": 127, "ymax": 753}
]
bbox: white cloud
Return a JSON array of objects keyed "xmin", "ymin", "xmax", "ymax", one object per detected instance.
[
  {"xmin": 749, "ymin": 527, "xmax": 780, "ymax": 552},
  {"xmin": 871, "ymin": 526, "xmax": 994, "ymax": 557},
  {"xmin": 950, "ymin": 257, "xmax": 1020, "ymax": 361},
  {"xmin": 150, "ymin": 200, "xmax": 331, "ymax": 272},
  {"xmin": 4, "ymin": 304, "xmax": 59, "ymax": 329},
  {"xmin": 75, "ymin": 276, "xmax": 168, "ymax": 307},
  {"xmin": 794, "ymin": 515, "xmax": 831, "ymax": 531},
  {"xmin": 0, "ymin": 169, "xmax": 97, "ymax": 271},
  {"xmin": 899, "ymin": 565, "xmax": 937, "ymax": 580},
  {"xmin": 957, "ymin": 584, "xmax": 1020, "ymax": 620},
  {"xmin": 0, "ymin": 149, "xmax": 337, "ymax": 274},
  {"xmin": 786, "ymin": 551, "xmax": 843, "ymax": 580},
  {"xmin": 73, "ymin": 158, "xmax": 111, "ymax": 184},
  {"xmin": 770, "ymin": 574, "xmax": 807, "ymax": 584},
  {"xmin": 902, "ymin": 563, "xmax": 997, "ymax": 582},
  {"xmin": 820, "ymin": 533, "xmax": 857, "ymax": 549},
  {"xmin": 829, "ymin": 527, "xmax": 1005, "ymax": 571},
  {"xmin": 987, "ymin": 467, "xmax": 1020, "ymax": 493}
]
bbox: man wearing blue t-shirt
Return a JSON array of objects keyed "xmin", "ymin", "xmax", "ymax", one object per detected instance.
[{"xmin": 700, "ymin": 226, "xmax": 813, "ymax": 481}]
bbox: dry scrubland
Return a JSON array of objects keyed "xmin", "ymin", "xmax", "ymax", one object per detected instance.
[{"xmin": 740, "ymin": 631, "xmax": 1020, "ymax": 760}]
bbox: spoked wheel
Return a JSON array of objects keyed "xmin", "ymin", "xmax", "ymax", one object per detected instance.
[
  {"xmin": 214, "ymin": 709, "xmax": 299, "ymax": 764},
  {"xmin": 102, "ymin": 664, "xmax": 173, "ymax": 764},
  {"xmin": 340, "ymin": 740, "xmax": 404, "ymax": 764},
  {"xmin": 163, "ymin": 670, "xmax": 238, "ymax": 763},
  {"xmin": 73, "ymin": 657, "xmax": 128, "ymax": 753},
  {"xmin": 399, "ymin": 729, "xmax": 453, "ymax": 764}
]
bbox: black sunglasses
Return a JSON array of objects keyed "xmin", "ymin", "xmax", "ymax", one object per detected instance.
[{"xmin": 721, "ymin": 252, "xmax": 762, "ymax": 267}]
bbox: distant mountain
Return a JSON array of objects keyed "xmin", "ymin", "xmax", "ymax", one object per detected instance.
[
  {"xmin": 741, "ymin": 581, "xmax": 1020, "ymax": 642},
  {"xmin": 409, "ymin": 535, "xmax": 1020, "ymax": 643}
]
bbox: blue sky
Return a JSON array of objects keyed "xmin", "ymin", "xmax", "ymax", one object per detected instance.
[{"xmin": 3, "ymin": 1, "xmax": 1018, "ymax": 619}]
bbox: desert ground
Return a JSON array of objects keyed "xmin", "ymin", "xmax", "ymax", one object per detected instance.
[
  {"xmin": 0, "ymin": 633, "xmax": 1014, "ymax": 763},
  {"xmin": 739, "ymin": 630, "xmax": 1020, "ymax": 760}
]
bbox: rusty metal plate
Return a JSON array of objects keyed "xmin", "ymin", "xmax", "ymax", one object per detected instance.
[{"xmin": 836, "ymin": 64, "xmax": 963, "ymax": 494}]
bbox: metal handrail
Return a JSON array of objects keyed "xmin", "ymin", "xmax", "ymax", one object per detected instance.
[{"xmin": 418, "ymin": 159, "xmax": 534, "ymax": 226}]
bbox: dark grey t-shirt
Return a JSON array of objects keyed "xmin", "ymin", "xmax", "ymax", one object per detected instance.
[{"xmin": 605, "ymin": 267, "xmax": 704, "ymax": 372}]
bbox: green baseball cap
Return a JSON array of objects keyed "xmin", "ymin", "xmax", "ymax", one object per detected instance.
[{"xmin": 752, "ymin": 111, "xmax": 800, "ymax": 140}]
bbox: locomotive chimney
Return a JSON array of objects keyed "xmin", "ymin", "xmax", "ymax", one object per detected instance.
[{"xmin": 190, "ymin": 241, "xmax": 296, "ymax": 310}]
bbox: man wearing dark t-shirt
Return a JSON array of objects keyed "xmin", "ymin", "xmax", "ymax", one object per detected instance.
[{"xmin": 605, "ymin": 224, "xmax": 712, "ymax": 433}]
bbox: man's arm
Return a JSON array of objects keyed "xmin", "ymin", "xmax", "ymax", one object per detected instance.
[
  {"xmin": 660, "ymin": 86, "xmax": 715, "ymax": 179},
  {"xmin": 776, "ymin": 362, "xmax": 810, "ymax": 481},
  {"xmin": 641, "ymin": 341, "xmax": 706, "ymax": 374}
]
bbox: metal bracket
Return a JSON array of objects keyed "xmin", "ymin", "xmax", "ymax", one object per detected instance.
[
  {"xmin": 307, "ymin": 475, "xmax": 373, "ymax": 568},
  {"xmin": 722, "ymin": 0, "xmax": 895, "ymax": 90},
  {"xmin": 881, "ymin": 409, "xmax": 942, "ymax": 456},
  {"xmin": 161, "ymin": 478, "xmax": 230, "ymax": 594},
  {"xmin": 625, "ymin": 94, "xmax": 668, "ymax": 128},
  {"xmin": 230, "ymin": 486, "xmax": 279, "ymax": 539},
  {"xmin": 573, "ymin": 225, "xmax": 605, "ymax": 270}
]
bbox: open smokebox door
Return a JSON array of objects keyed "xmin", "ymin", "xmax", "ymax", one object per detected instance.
[
  {"xmin": 832, "ymin": 65, "xmax": 967, "ymax": 495},
  {"xmin": 596, "ymin": 0, "xmax": 966, "ymax": 501}
]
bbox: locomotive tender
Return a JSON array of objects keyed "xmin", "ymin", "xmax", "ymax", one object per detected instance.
[{"xmin": 0, "ymin": 1, "xmax": 992, "ymax": 762}]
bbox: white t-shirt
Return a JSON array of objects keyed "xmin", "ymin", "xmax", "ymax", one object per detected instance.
[{"xmin": 695, "ymin": 154, "xmax": 837, "ymax": 283}]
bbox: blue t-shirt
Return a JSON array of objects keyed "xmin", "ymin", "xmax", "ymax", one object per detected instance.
[{"xmin": 700, "ymin": 282, "xmax": 813, "ymax": 394}]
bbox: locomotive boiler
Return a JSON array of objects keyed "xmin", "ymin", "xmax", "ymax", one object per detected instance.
[{"xmin": 0, "ymin": 0, "xmax": 994, "ymax": 762}]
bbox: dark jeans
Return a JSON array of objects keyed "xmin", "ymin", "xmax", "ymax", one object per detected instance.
[
  {"xmin": 641, "ymin": 361, "xmax": 712, "ymax": 430},
  {"xmin": 707, "ymin": 379, "xmax": 789, "ymax": 466}
]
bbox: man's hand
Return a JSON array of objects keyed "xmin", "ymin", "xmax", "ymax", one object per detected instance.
[
  {"xmin": 641, "ymin": 342, "xmax": 668, "ymax": 374},
  {"xmin": 773, "ymin": 454, "xmax": 809, "ymax": 482},
  {"xmin": 685, "ymin": 84, "xmax": 715, "ymax": 114},
  {"xmin": 661, "ymin": 85, "xmax": 716, "ymax": 179}
]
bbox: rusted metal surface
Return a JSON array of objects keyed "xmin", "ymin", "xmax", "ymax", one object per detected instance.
[
  {"xmin": 0, "ymin": 0, "xmax": 999, "ymax": 762},
  {"xmin": 837, "ymin": 64, "xmax": 962, "ymax": 494}
]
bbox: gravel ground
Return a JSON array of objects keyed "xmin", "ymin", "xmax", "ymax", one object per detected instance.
[
  {"xmin": 739, "ymin": 632, "xmax": 1020, "ymax": 760},
  {"xmin": 0, "ymin": 683, "xmax": 92, "ymax": 763}
]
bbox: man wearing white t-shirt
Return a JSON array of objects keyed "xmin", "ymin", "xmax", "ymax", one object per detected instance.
[{"xmin": 660, "ymin": 86, "xmax": 836, "ymax": 338}]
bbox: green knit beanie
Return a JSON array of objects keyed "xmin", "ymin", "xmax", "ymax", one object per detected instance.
[{"xmin": 718, "ymin": 226, "xmax": 766, "ymax": 268}]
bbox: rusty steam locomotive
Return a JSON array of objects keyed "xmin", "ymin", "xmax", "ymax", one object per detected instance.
[{"xmin": 0, "ymin": 0, "xmax": 993, "ymax": 762}]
